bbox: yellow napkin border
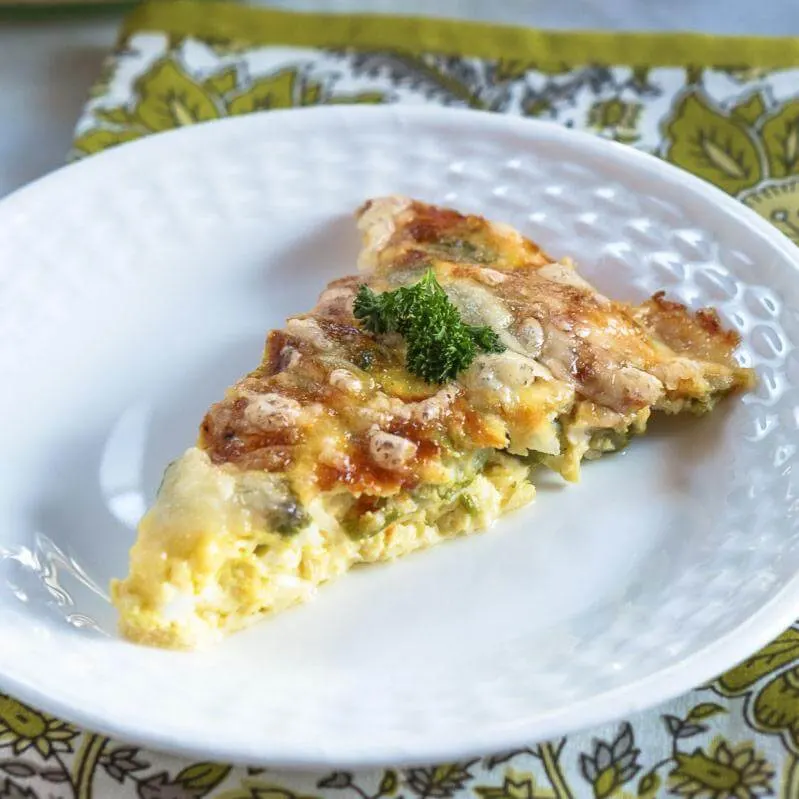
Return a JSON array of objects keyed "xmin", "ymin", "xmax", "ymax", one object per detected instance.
[{"xmin": 120, "ymin": 0, "xmax": 799, "ymax": 69}]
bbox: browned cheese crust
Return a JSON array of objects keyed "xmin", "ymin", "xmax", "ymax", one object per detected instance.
[{"xmin": 200, "ymin": 197, "xmax": 753, "ymax": 488}]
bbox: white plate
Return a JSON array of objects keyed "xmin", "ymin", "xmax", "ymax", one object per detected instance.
[{"xmin": 0, "ymin": 106, "xmax": 797, "ymax": 768}]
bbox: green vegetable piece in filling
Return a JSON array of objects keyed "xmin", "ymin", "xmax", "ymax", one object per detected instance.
[
  {"xmin": 355, "ymin": 349, "xmax": 375, "ymax": 371},
  {"xmin": 344, "ymin": 507, "xmax": 402, "ymax": 540},
  {"xmin": 239, "ymin": 481, "xmax": 311, "ymax": 537},
  {"xmin": 459, "ymin": 493, "xmax": 479, "ymax": 516},
  {"xmin": 431, "ymin": 237, "xmax": 495, "ymax": 264},
  {"xmin": 342, "ymin": 465, "xmax": 485, "ymax": 540},
  {"xmin": 273, "ymin": 499, "xmax": 310, "ymax": 536},
  {"xmin": 341, "ymin": 496, "xmax": 397, "ymax": 540},
  {"xmin": 353, "ymin": 269, "xmax": 505, "ymax": 384},
  {"xmin": 522, "ymin": 450, "xmax": 547, "ymax": 466},
  {"xmin": 589, "ymin": 428, "xmax": 632, "ymax": 455}
]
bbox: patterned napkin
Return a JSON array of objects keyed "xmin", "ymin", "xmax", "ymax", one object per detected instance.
[{"xmin": 7, "ymin": 2, "xmax": 799, "ymax": 797}]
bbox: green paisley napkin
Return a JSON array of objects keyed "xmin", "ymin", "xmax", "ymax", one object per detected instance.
[{"xmin": 7, "ymin": 3, "xmax": 799, "ymax": 798}]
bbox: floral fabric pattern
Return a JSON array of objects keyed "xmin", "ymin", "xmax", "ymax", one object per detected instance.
[
  {"xmin": 71, "ymin": 36, "xmax": 799, "ymax": 249},
  {"xmin": 6, "ymin": 9, "xmax": 789, "ymax": 798}
]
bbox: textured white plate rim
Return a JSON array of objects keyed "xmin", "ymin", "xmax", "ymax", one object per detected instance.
[
  {"xmin": 4, "ymin": 575, "xmax": 799, "ymax": 770},
  {"xmin": 1, "ymin": 105, "xmax": 798, "ymax": 768}
]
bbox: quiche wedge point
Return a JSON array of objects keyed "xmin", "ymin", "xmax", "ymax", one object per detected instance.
[{"xmin": 112, "ymin": 196, "xmax": 754, "ymax": 649}]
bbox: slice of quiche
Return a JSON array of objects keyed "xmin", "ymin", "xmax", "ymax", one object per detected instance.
[{"xmin": 112, "ymin": 197, "xmax": 754, "ymax": 648}]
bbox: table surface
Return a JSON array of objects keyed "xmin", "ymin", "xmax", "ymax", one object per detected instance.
[{"xmin": 2, "ymin": 0, "xmax": 799, "ymax": 199}]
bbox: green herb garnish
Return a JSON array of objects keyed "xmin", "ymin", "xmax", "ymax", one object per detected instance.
[{"xmin": 353, "ymin": 269, "xmax": 505, "ymax": 384}]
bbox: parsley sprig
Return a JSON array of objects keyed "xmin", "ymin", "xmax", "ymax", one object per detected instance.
[{"xmin": 353, "ymin": 269, "xmax": 505, "ymax": 384}]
